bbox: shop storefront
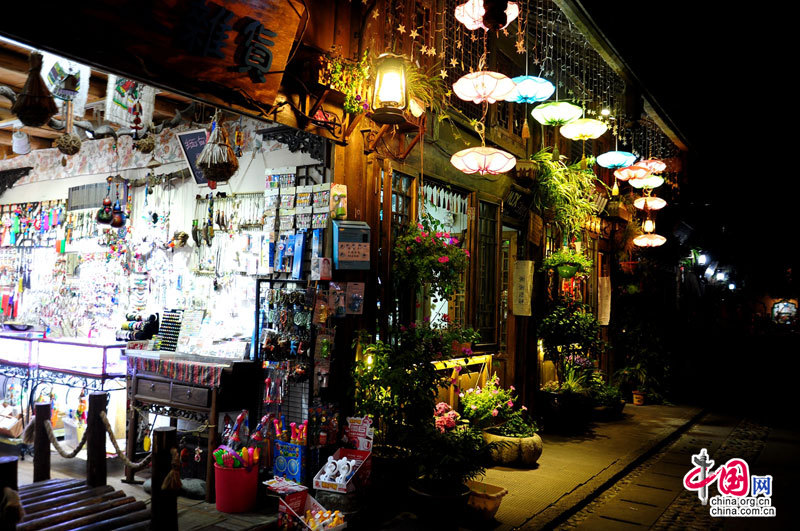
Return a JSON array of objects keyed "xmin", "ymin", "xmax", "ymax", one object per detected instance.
[{"xmin": 0, "ymin": 0, "xmax": 687, "ymax": 526}]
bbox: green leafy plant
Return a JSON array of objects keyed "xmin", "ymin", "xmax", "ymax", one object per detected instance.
[
  {"xmin": 393, "ymin": 214, "xmax": 470, "ymax": 301},
  {"xmin": 461, "ymin": 373, "xmax": 537, "ymax": 437},
  {"xmin": 406, "ymin": 61, "xmax": 448, "ymax": 116},
  {"xmin": 320, "ymin": 49, "xmax": 371, "ymax": 115},
  {"xmin": 589, "ymin": 373, "xmax": 624, "ymax": 408},
  {"xmin": 540, "ymin": 247, "xmax": 593, "ymax": 273},
  {"xmin": 528, "ymin": 148, "xmax": 606, "ymax": 236},
  {"xmin": 410, "ymin": 315, "xmax": 480, "ymax": 359},
  {"xmin": 538, "ymin": 300, "xmax": 604, "ymax": 384},
  {"xmin": 493, "ymin": 411, "xmax": 538, "ymax": 438},
  {"xmin": 352, "ymin": 329, "xmax": 447, "ymax": 447}
]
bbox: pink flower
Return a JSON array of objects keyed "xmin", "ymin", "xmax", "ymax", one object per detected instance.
[
  {"xmin": 421, "ymin": 232, "xmax": 428, "ymax": 237},
  {"xmin": 464, "ymin": 250, "xmax": 471, "ymax": 258},
  {"xmin": 521, "ymin": 405, "xmax": 528, "ymax": 411},
  {"xmin": 510, "ymin": 385, "xmax": 515, "ymax": 391},
  {"xmin": 400, "ymin": 325, "xmax": 407, "ymax": 332},
  {"xmin": 470, "ymin": 405, "xmax": 477, "ymax": 410},
  {"xmin": 491, "ymin": 409, "xmax": 499, "ymax": 417},
  {"xmin": 442, "ymin": 240, "xmax": 449, "ymax": 246},
  {"xmin": 438, "ymin": 256, "xmax": 449, "ymax": 263},
  {"xmin": 409, "ymin": 322, "xmax": 416, "ymax": 329},
  {"xmin": 450, "ymin": 237, "xmax": 459, "ymax": 245},
  {"xmin": 406, "ymin": 246, "xmax": 411, "ymax": 253},
  {"xmin": 417, "ymin": 223, "xmax": 424, "ymax": 230},
  {"xmin": 444, "ymin": 232, "xmax": 450, "ymax": 238},
  {"xmin": 415, "ymin": 236, "xmax": 422, "ymax": 243},
  {"xmin": 493, "ymin": 390, "xmax": 499, "ymax": 395},
  {"xmin": 455, "ymin": 365, "xmax": 462, "ymax": 373},
  {"xmin": 450, "ymin": 378, "xmax": 458, "ymax": 385},
  {"xmin": 436, "ymin": 232, "xmax": 442, "ymax": 238},
  {"xmin": 459, "ymin": 392, "xmax": 464, "ymax": 398},
  {"xmin": 507, "ymin": 400, "xmax": 513, "ymax": 407}
]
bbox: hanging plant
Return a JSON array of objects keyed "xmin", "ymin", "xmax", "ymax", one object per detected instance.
[
  {"xmin": 539, "ymin": 248, "xmax": 593, "ymax": 278},
  {"xmin": 405, "ymin": 61, "xmax": 448, "ymax": 116},
  {"xmin": 393, "ymin": 214, "xmax": 470, "ymax": 301},
  {"xmin": 319, "ymin": 49, "xmax": 371, "ymax": 115},
  {"xmin": 528, "ymin": 148, "xmax": 605, "ymax": 236},
  {"xmin": 54, "ymin": 133, "xmax": 81, "ymax": 155},
  {"xmin": 135, "ymin": 134, "xmax": 156, "ymax": 154}
]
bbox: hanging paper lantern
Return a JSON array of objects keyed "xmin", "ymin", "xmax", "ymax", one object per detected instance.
[
  {"xmin": 642, "ymin": 219, "xmax": 655, "ymax": 233},
  {"xmin": 628, "ymin": 175, "xmax": 664, "ymax": 189},
  {"xmin": 633, "ymin": 196, "xmax": 667, "ymax": 211},
  {"xmin": 451, "ymin": 146, "xmax": 516, "ymax": 175},
  {"xmin": 453, "ymin": 71, "xmax": 515, "ymax": 104},
  {"xmin": 596, "ymin": 151, "xmax": 637, "ymax": 169},
  {"xmin": 455, "ymin": 0, "xmax": 519, "ymax": 31},
  {"xmin": 505, "ymin": 76, "xmax": 555, "ymax": 104},
  {"xmin": 637, "ymin": 159, "xmax": 667, "ymax": 174},
  {"xmin": 560, "ymin": 118, "xmax": 608, "ymax": 141},
  {"xmin": 614, "ymin": 164, "xmax": 651, "ymax": 182},
  {"xmin": 633, "ymin": 233, "xmax": 666, "ymax": 247},
  {"xmin": 531, "ymin": 101, "xmax": 582, "ymax": 126}
]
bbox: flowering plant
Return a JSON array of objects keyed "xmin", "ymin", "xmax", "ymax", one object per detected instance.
[
  {"xmin": 538, "ymin": 300, "xmax": 603, "ymax": 384},
  {"xmin": 434, "ymin": 402, "xmax": 460, "ymax": 433},
  {"xmin": 459, "ymin": 373, "xmax": 536, "ymax": 439},
  {"xmin": 393, "ymin": 214, "xmax": 470, "ymax": 301}
]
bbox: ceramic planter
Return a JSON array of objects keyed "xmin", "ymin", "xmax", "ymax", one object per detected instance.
[
  {"xmin": 632, "ymin": 390, "xmax": 645, "ymax": 406},
  {"xmin": 556, "ymin": 264, "xmax": 579, "ymax": 278},
  {"xmin": 482, "ymin": 430, "xmax": 543, "ymax": 467},
  {"xmin": 466, "ymin": 480, "xmax": 508, "ymax": 520}
]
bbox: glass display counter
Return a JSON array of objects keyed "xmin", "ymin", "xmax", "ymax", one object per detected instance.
[
  {"xmin": 0, "ymin": 331, "xmax": 42, "ymax": 368},
  {"xmin": 37, "ymin": 338, "xmax": 126, "ymax": 379}
]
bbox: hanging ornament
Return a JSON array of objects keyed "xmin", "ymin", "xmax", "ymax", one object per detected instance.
[
  {"xmin": 504, "ymin": 76, "xmax": 555, "ymax": 104},
  {"xmin": 451, "ymin": 146, "xmax": 516, "ymax": 175},
  {"xmin": 197, "ymin": 113, "xmax": 239, "ymax": 182},
  {"xmin": 596, "ymin": 151, "xmax": 637, "ymax": 169},
  {"xmin": 633, "ymin": 233, "xmax": 666, "ymax": 247},
  {"xmin": 97, "ymin": 193, "xmax": 113, "ymax": 225},
  {"xmin": 55, "ymin": 94, "xmax": 82, "ymax": 155},
  {"xmin": 110, "ymin": 182, "xmax": 126, "ymax": 228},
  {"xmin": 614, "ymin": 164, "xmax": 650, "ymax": 182},
  {"xmin": 455, "ymin": 0, "xmax": 519, "ymax": 31},
  {"xmin": 560, "ymin": 118, "xmax": 608, "ymax": 141},
  {"xmin": 530, "ymin": 101, "xmax": 582, "ymax": 126},
  {"xmin": 130, "ymin": 100, "xmax": 143, "ymax": 137},
  {"xmin": 11, "ymin": 52, "xmax": 58, "ymax": 127},
  {"xmin": 637, "ymin": 159, "xmax": 667, "ymax": 174},
  {"xmin": 633, "ymin": 196, "xmax": 667, "ymax": 211},
  {"xmin": 453, "ymin": 71, "xmax": 515, "ymax": 104},
  {"xmin": 628, "ymin": 175, "xmax": 664, "ymax": 189}
]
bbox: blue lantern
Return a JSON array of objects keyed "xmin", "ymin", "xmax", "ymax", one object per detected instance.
[
  {"xmin": 596, "ymin": 151, "xmax": 637, "ymax": 169},
  {"xmin": 504, "ymin": 75, "xmax": 555, "ymax": 104}
]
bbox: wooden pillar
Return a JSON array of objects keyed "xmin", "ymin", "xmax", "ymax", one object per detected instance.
[
  {"xmin": 124, "ymin": 404, "xmax": 140, "ymax": 484},
  {"xmin": 0, "ymin": 456, "xmax": 18, "ymax": 491},
  {"xmin": 151, "ymin": 426, "xmax": 178, "ymax": 530},
  {"xmin": 87, "ymin": 392, "xmax": 108, "ymax": 487},
  {"xmin": 33, "ymin": 402, "xmax": 51, "ymax": 483}
]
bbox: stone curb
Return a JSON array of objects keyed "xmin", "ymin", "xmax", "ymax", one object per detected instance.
[{"xmin": 519, "ymin": 407, "xmax": 708, "ymax": 530}]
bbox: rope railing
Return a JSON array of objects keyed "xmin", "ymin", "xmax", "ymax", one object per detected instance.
[{"xmin": 40, "ymin": 413, "xmax": 152, "ymax": 472}]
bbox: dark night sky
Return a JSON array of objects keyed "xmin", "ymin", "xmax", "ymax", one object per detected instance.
[{"xmin": 581, "ymin": 2, "xmax": 796, "ymax": 285}]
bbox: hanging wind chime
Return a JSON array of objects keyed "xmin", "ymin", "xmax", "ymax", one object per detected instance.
[{"xmin": 54, "ymin": 73, "xmax": 82, "ymax": 158}]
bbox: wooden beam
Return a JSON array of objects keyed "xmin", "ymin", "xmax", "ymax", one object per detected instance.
[{"xmin": 0, "ymin": 130, "xmax": 51, "ymax": 149}]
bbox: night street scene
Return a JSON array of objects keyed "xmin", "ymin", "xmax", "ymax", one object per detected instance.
[{"xmin": 0, "ymin": 1, "xmax": 796, "ymax": 530}]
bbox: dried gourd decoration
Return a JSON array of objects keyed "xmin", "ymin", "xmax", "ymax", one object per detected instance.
[
  {"xmin": 96, "ymin": 176, "xmax": 114, "ymax": 224},
  {"xmin": 197, "ymin": 113, "xmax": 238, "ymax": 182},
  {"xmin": 11, "ymin": 52, "xmax": 58, "ymax": 127},
  {"xmin": 135, "ymin": 134, "xmax": 156, "ymax": 154},
  {"xmin": 54, "ymin": 133, "xmax": 82, "ymax": 155}
]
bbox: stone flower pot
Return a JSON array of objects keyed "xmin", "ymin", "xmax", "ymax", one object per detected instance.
[{"xmin": 482, "ymin": 430, "xmax": 543, "ymax": 467}]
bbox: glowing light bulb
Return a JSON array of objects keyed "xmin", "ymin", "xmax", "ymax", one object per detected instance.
[
  {"xmin": 643, "ymin": 219, "xmax": 655, "ymax": 233},
  {"xmin": 601, "ymin": 108, "xmax": 610, "ymax": 116},
  {"xmin": 698, "ymin": 254, "xmax": 707, "ymax": 265},
  {"xmin": 611, "ymin": 181, "xmax": 619, "ymax": 196}
]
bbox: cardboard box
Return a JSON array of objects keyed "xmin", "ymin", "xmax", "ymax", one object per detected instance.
[
  {"xmin": 279, "ymin": 492, "xmax": 346, "ymax": 530},
  {"xmin": 312, "ymin": 447, "xmax": 370, "ymax": 494},
  {"xmin": 264, "ymin": 477, "xmax": 308, "ymax": 514}
]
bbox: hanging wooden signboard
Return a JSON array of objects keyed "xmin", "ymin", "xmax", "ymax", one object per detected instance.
[
  {"xmin": 0, "ymin": 0, "xmax": 305, "ymax": 117},
  {"xmin": 511, "ymin": 260, "xmax": 534, "ymax": 317}
]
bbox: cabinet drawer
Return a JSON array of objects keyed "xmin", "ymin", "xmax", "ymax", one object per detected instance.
[
  {"xmin": 171, "ymin": 384, "xmax": 209, "ymax": 408},
  {"xmin": 136, "ymin": 379, "xmax": 171, "ymax": 401}
]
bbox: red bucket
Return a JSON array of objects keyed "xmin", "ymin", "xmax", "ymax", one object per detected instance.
[{"xmin": 214, "ymin": 463, "xmax": 258, "ymax": 513}]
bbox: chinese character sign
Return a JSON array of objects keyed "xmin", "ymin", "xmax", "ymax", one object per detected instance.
[{"xmin": 512, "ymin": 261, "xmax": 533, "ymax": 316}]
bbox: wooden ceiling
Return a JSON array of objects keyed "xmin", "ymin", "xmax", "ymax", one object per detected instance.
[{"xmin": 0, "ymin": 38, "xmax": 195, "ymax": 158}]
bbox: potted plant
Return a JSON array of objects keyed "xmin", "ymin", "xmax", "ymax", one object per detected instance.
[
  {"xmin": 460, "ymin": 375, "xmax": 542, "ymax": 467},
  {"xmin": 540, "ymin": 247, "xmax": 593, "ymax": 279},
  {"xmin": 411, "ymin": 314, "xmax": 481, "ymax": 359},
  {"xmin": 409, "ymin": 403, "xmax": 499, "ymax": 524},
  {"xmin": 537, "ymin": 301, "xmax": 603, "ymax": 431},
  {"xmin": 615, "ymin": 363, "xmax": 649, "ymax": 406},
  {"xmin": 393, "ymin": 214, "xmax": 470, "ymax": 303},
  {"xmin": 588, "ymin": 373, "xmax": 625, "ymax": 420}
]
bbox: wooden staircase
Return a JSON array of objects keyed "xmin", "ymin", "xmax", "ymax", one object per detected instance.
[{"xmin": 14, "ymin": 478, "xmax": 149, "ymax": 531}]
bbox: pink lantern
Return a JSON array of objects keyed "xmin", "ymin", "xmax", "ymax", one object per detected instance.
[
  {"xmin": 451, "ymin": 146, "xmax": 516, "ymax": 175},
  {"xmin": 455, "ymin": 0, "xmax": 519, "ymax": 31},
  {"xmin": 633, "ymin": 233, "xmax": 666, "ymax": 247},
  {"xmin": 633, "ymin": 196, "xmax": 667, "ymax": 211},
  {"xmin": 637, "ymin": 159, "xmax": 667, "ymax": 174},
  {"xmin": 453, "ymin": 71, "xmax": 516, "ymax": 104},
  {"xmin": 614, "ymin": 164, "xmax": 651, "ymax": 182}
]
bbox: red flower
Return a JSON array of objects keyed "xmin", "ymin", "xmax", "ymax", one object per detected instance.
[
  {"xmin": 438, "ymin": 256, "xmax": 449, "ymax": 263},
  {"xmin": 415, "ymin": 236, "xmax": 422, "ymax": 243},
  {"xmin": 464, "ymin": 250, "xmax": 471, "ymax": 258}
]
